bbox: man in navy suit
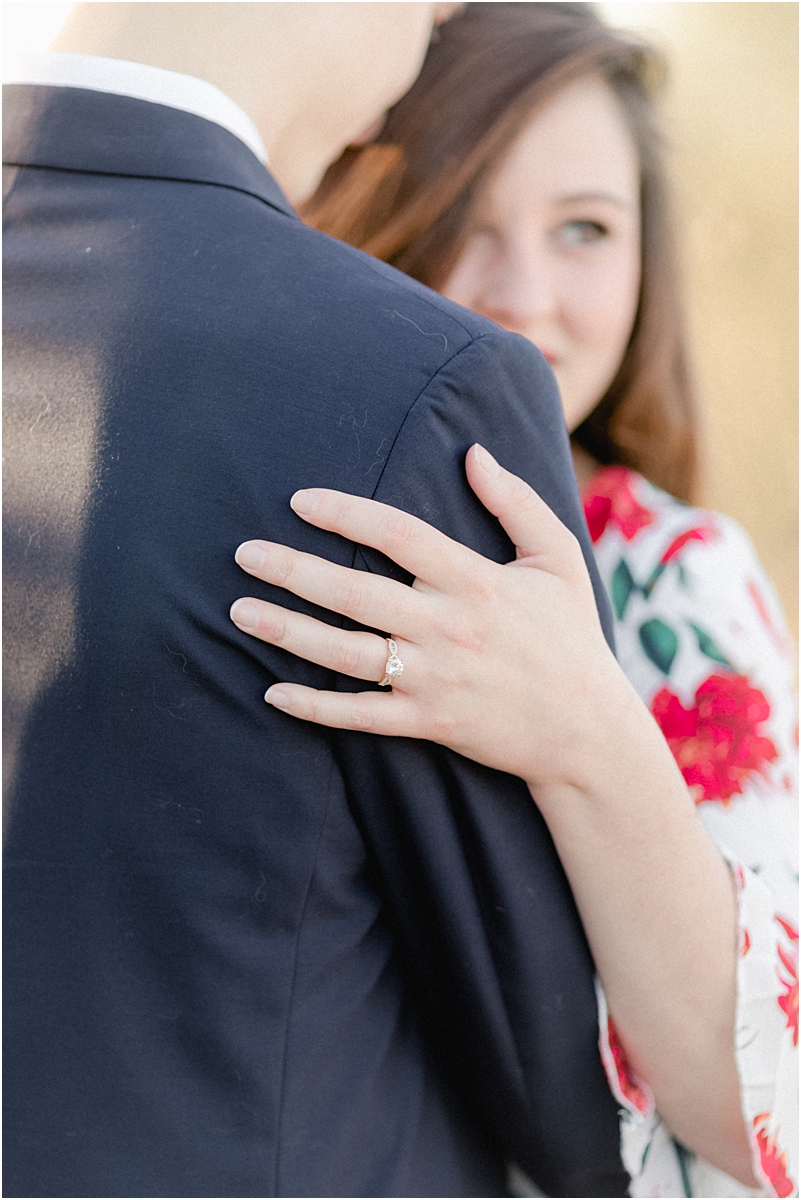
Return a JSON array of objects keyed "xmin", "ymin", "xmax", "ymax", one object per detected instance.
[{"xmin": 3, "ymin": 5, "xmax": 626, "ymax": 1196}]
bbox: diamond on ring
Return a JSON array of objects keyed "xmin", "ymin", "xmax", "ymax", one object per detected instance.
[{"xmin": 379, "ymin": 638, "xmax": 404, "ymax": 688}]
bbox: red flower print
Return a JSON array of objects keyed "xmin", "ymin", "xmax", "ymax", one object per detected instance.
[
  {"xmin": 651, "ymin": 673, "xmax": 779, "ymax": 804},
  {"xmin": 776, "ymin": 916, "xmax": 798, "ymax": 942},
  {"xmin": 659, "ymin": 524, "xmax": 718, "ymax": 566},
  {"xmin": 741, "ymin": 927, "xmax": 752, "ymax": 956},
  {"xmin": 753, "ymin": 1113, "xmax": 795, "ymax": 1197},
  {"xmin": 605, "ymin": 1017, "xmax": 652, "ymax": 1115},
  {"xmin": 583, "ymin": 467, "xmax": 654, "ymax": 545},
  {"xmin": 776, "ymin": 916, "xmax": 798, "ymax": 1047}
]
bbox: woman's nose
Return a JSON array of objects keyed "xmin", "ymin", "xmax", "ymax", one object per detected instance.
[{"xmin": 474, "ymin": 248, "xmax": 558, "ymax": 335}]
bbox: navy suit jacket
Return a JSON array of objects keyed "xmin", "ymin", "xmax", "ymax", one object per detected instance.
[{"xmin": 3, "ymin": 85, "xmax": 628, "ymax": 1198}]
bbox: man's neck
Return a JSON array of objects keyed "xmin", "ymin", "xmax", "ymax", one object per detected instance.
[{"xmin": 51, "ymin": 3, "xmax": 442, "ymax": 205}]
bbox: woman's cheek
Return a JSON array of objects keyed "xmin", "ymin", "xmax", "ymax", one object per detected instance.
[{"xmin": 585, "ymin": 263, "xmax": 640, "ymax": 362}]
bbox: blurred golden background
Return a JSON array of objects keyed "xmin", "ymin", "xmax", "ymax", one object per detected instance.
[
  {"xmin": 603, "ymin": 2, "xmax": 798, "ymax": 641},
  {"xmin": 5, "ymin": 3, "xmax": 798, "ymax": 639}
]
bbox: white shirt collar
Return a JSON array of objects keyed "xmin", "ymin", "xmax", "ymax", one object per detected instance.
[{"xmin": 4, "ymin": 52, "xmax": 268, "ymax": 165}]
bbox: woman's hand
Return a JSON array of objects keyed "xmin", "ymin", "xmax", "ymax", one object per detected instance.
[
  {"xmin": 230, "ymin": 442, "xmax": 622, "ymax": 793},
  {"xmin": 230, "ymin": 443, "xmax": 755, "ymax": 1185}
]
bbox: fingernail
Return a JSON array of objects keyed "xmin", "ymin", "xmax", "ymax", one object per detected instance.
[
  {"xmin": 265, "ymin": 687, "xmax": 290, "ymax": 709},
  {"xmin": 291, "ymin": 489, "xmax": 320, "ymax": 516},
  {"xmin": 235, "ymin": 542, "xmax": 265, "ymax": 571},
  {"xmin": 230, "ymin": 599, "xmax": 261, "ymax": 630},
  {"xmin": 473, "ymin": 443, "xmax": 500, "ymax": 477}
]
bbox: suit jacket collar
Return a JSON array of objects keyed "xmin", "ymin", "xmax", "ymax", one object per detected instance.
[{"xmin": 2, "ymin": 83, "xmax": 296, "ymax": 219}]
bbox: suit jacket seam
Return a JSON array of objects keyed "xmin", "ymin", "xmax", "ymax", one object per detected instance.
[
  {"xmin": 364, "ymin": 332, "xmax": 499, "ymax": 505},
  {"xmin": 347, "ymin": 331, "xmax": 539, "ymax": 1123},
  {"xmin": 271, "ymin": 748, "xmax": 340, "ymax": 1196},
  {"xmin": 2, "ymin": 165, "xmax": 23, "ymax": 213}
]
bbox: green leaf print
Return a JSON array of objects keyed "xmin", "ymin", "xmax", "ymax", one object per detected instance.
[
  {"xmin": 612, "ymin": 558, "xmax": 636, "ymax": 619},
  {"xmin": 688, "ymin": 622, "xmax": 733, "ymax": 668},
  {"xmin": 639, "ymin": 618, "xmax": 678, "ymax": 675}
]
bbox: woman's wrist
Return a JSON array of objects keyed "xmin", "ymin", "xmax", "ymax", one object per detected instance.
[{"xmin": 518, "ymin": 646, "xmax": 665, "ymax": 803}]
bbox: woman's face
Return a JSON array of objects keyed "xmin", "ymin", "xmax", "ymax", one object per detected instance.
[{"xmin": 441, "ymin": 73, "xmax": 642, "ymax": 432}]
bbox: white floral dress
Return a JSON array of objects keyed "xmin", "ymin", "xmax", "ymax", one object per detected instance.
[{"xmin": 583, "ymin": 467, "xmax": 798, "ymax": 1198}]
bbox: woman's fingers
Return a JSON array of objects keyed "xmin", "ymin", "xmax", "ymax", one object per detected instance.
[
  {"xmin": 264, "ymin": 683, "xmax": 419, "ymax": 737},
  {"xmin": 465, "ymin": 443, "xmax": 579, "ymax": 569},
  {"xmin": 235, "ymin": 539, "xmax": 421, "ymax": 633},
  {"xmin": 289, "ymin": 488, "xmax": 480, "ymax": 591},
  {"xmin": 230, "ymin": 596, "xmax": 406, "ymax": 683}
]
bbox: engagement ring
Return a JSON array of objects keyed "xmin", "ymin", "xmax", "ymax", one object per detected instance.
[{"xmin": 379, "ymin": 638, "xmax": 404, "ymax": 687}]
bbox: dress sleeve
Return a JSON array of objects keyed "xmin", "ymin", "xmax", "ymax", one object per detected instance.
[{"xmin": 597, "ymin": 503, "xmax": 798, "ymax": 1197}]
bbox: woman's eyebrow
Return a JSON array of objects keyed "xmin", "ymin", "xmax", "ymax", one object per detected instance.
[{"xmin": 557, "ymin": 191, "xmax": 637, "ymax": 210}]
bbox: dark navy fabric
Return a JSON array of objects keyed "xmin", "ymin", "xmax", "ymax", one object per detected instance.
[{"xmin": 3, "ymin": 85, "xmax": 628, "ymax": 1198}]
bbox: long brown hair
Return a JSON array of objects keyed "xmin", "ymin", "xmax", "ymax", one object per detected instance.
[{"xmin": 302, "ymin": 2, "xmax": 699, "ymax": 501}]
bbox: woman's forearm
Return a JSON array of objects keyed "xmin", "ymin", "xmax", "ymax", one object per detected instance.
[{"xmin": 529, "ymin": 663, "xmax": 756, "ymax": 1186}]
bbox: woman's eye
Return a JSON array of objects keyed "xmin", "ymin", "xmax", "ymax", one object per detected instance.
[{"xmin": 558, "ymin": 220, "xmax": 609, "ymax": 245}]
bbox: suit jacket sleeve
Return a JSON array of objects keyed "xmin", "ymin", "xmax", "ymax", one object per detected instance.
[{"xmin": 334, "ymin": 330, "xmax": 627, "ymax": 1197}]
